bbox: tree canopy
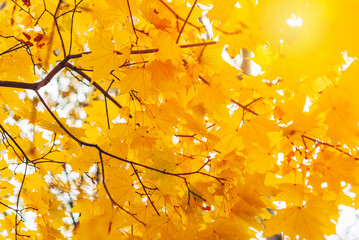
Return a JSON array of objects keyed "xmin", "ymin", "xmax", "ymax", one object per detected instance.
[{"xmin": 0, "ymin": 0, "xmax": 359, "ymax": 239}]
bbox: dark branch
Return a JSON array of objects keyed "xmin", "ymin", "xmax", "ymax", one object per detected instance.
[
  {"xmin": 0, "ymin": 54, "xmax": 81, "ymax": 90},
  {"xmin": 230, "ymin": 99, "xmax": 259, "ymax": 116},
  {"xmin": 302, "ymin": 135, "xmax": 359, "ymax": 160},
  {"xmin": 176, "ymin": 0, "xmax": 198, "ymax": 44},
  {"xmin": 157, "ymin": 0, "xmax": 201, "ymax": 30},
  {"xmin": 99, "ymin": 152, "xmax": 145, "ymax": 225},
  {"xmin": 130, "ymin": 41, "xmax": 217, "ymax": 54}
]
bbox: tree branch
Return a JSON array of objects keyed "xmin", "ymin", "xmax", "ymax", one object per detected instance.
[
  {"xmin": 130, "ymin": 41, "xmax": 216, "ymax": 54},
  {"xmin": 157, "ymin": 0, "xmax": 201, "ymax": 30},
  {"xmin": 302, "ymin": 135, "xmax": 359, "ymax": 160},
  {"xmin": 0, "ymin": 54, "xmax": 81, "ymax": 90},
  {"xmin": 176, "ymin": 0, "xmax": 198, "ymax": 44},
  {"xmin": 65, "ymin": 63, "xmax": 133, "ymax": 118},
  {"xmin": 230, "ymin": 99, "xmax": 259, "ymax": 116}
]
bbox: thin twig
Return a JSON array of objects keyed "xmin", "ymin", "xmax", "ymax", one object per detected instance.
[
  {"xmin": 68, "ymin": 0, "xmax": 84, "ymax": 56},
  {"xmin": 15, "ymin": 160, "xmax": 28, "ymax": 239},
  {"xmin": 198, "ymin": 75, "xmax": 210, "ymax": 85},
  {"xmin": 157, "ymin": 0, "xmax": 200, "ymax": 30},
  {"xmin": 126, "ymin": 0, "xmax": 138, "ymax": 44},
  {"xmin": 99, "ymin": 152, "xmax": 145, "ymax": 225},
  {"xmin": 65, "ymin": 63, "xmax": 133, "ymax": 118},
  {"xmin": 36, "ymin": 90, "xmax": 224, "ymax": 181},
  {"xmin": 131, "ymin": 164, "xmax": 160, "ymax": 216},
  {"xmin": 53, "ymin": 0, "xmax": 67, "ymax": 57},
  {"xmin": 130, "ymin": 41, "xmax": 216, "ymax": 54},
  {"xmin": 302, "ymin": 135, "xmax": 359, "ymax": 160},
  {"xmin": 11, "ymin": 0, "xmax": 35, "ymax": 19},
  {"xmin": 230, "ymin": 99, "xmax": 258, "ymax": 116},
  {"xmin": 176, "ymin": 0, "xmax": 198, "ymax": 44},
  {"xmin": 105, "ymin": 80, "xmax": 115, "ymax": 129},
  {"xmin": 0, "ymin": 125, "xmax": 33, "ymax": 164}
]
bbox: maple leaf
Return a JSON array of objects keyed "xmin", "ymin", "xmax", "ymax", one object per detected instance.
[
  {"xmin": 78, "ymin": 31, "xmax": 130, "ymax": 82},
  {"xmin": 263, "ymin": 196, "xmax": 338, "ymax": 239},
  {"xmin": 153, "ymin": 33, "xmax": 183, "ymax": 66}
]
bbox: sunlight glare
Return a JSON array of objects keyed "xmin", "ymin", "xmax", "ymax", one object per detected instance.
[{"xmin": 286, "ymin": 13, "xmax": 303, "ymax": 27}]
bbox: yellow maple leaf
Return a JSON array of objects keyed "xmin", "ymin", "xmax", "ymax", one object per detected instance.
[
  {"xmin": 263, "ymin": 196, "xmax": 337, "ymax": 240},
  {"xmin": 78, "ymin": 31, "xmax": 130, "ymax": 81},
  {"xmin": 153, "ymin": 33, "xmax": 183, "ymax": 66},
  {"xmin": 104, "ymin": 159, "xmax": 136, "ymax": 206}
]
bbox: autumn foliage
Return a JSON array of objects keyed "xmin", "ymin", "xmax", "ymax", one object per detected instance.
[{"xmin": 0, "ymin": 0, "xmax": 359, "ymax": 239}]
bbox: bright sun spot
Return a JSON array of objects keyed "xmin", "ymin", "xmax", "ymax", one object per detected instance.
[{"xmin": 286, "ymin": 13, "xmax": 303, "ymax": 27}]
